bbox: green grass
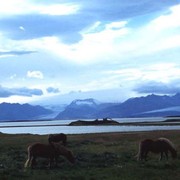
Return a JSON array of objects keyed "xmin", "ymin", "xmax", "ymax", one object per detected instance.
[{"xmin": 0, "ymin": 130, "xmax": 179, "ymax": 180}]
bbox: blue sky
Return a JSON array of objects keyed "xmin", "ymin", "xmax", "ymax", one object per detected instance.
[{"xmin": 0, "ymin": 0, "xmax": 180, "ymax": 104}]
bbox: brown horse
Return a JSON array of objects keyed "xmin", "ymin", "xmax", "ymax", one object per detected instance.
[
  {"xmin": 137, "ymin": 137, "xmax": 177, "ymax": 161},
  {"xmin": 24, "ymin": 143, "xmax": 75, "ymax": 168},
  {"xmin": 48, "ymin": 133, "xmax": 67, "ymax": 146}
]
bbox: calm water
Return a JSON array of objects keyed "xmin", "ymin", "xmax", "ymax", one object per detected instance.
[
  {"xmin": 0, "ymin": 117, "xmax": 179, "ymax": 135},
  {"xmin": 0, "ymin": 117, "xmax": 165, "ymax": 127}
]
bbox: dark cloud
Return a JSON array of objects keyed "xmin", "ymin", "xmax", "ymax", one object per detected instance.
[
  {"xmin": 0, "ymin": 51, "xmax": 37, "ymax": 56},
  {"xmin": 0, "ymin": 14, "xmax": 92, "ymax": 44},
  {"xmin": 67, "ymin": 0, "xmax": 179, "ymax": 21},
  {"xmin": 133, "ymin": 81, "xmax": 180, "ymax": 95},
  {"xmin": 0, "ymin": 0, "xmax": 178, "ymax": 44},
  {"xmin": 0, "ymin": 88, "xmax": 12, "ymax": 98},
  {"xmin": 46, "ymin": 87, "xmax": 60, "ymax": 93},
  {"xmin": 0, "ymin": 86, "xmax": 43, "ymax": 97}
]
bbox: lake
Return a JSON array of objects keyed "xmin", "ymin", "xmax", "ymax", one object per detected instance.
[{"xmin": 0, "ymin": 117, "xmax": 179, "ymax": 135}]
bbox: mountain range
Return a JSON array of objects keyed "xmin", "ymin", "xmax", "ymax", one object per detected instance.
[
  {"xmin": 55, "ymin": 93, "xmax": 180, "ymax": 119},
  {"xmin": 0, "ymin": 103, "xmax": 53, "ymax": 121},
  {"xmin": 1, "ymin": 93, "xmax": 180, "ymax": 121}
]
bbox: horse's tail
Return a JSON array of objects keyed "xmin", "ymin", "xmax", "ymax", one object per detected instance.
[
  {"xmin": 137, "ymin": 141, "xmax": 143, "ymax": 161},
  {"xmin": 24, "ymin": 159, "xmax": 30, "ymax": 168},
  {"xmin": 24, "ymin": 146, "xmax": 32, "ymax": 168}
]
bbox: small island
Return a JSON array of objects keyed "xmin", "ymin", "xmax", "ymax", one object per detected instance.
[{"xmin": 68, "ymin": 118, "xmax": 120, "ymax": 126}]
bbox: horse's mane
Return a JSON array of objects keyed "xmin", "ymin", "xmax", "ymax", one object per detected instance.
[{"xmin": 158, "ymin": 137, "xmax": 176, "ymax": 150}]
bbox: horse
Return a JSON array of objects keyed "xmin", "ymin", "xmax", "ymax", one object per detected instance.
[
  {"xmin": 48, "ymin": 133, "xmax": 67, "ymax": 146},
  {"xmin": 137, "ymin": 137, "xmax": 177, "ymax": 161},
  {"xmin": 24, "ymin": 142, "xmax": 75, "ymax": 169}
]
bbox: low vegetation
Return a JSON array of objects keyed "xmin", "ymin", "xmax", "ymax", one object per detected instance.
[
  {"xmin": 0, "ymin": 130, "xmax": 179, "ymax": 180},
  {"xmin": 68, "ymin": 118, "xmax": 120, "ymax": 126}
]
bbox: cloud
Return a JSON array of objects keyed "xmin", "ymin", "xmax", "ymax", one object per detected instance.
[
  {"xmin": 0, "ymin": 0, "xmax": 79, "ymax": 16},
  {"xmin": 38, "ymin": 4, "xmax": 79, "ymax": 15},
  {"xmin": 17, "ymin": 3, "xmax": 180, "ymax": 65},
  {"xmin": 0, "ymin": 0, "xmax": 180, "ymax": 104},
  {"xmin": 0, "ymin": 86, "xmax": 43, "ymax": 97},
  {"xmin": 79, "ymin": 0, "xmax": 178, "ymax": 21},
  {"xmin": 27, "ymin": 71, "xmax": 44, "ymax": 79},
  {"xmin": 19, "ymin": 26, "xmax": 25, "ymax": 31},
  {"xmin": 46, "ymin": 87, "xmax": 60, "ymax": 93},
  {"xmin": 137, "ymin": 4, "xmax": 180, "ymax": 54},
  {"xmin": 0, "ymin": 14, "xmax": 91, "ymax": 44},
  {"xmin": 0, "ymin": 0, "xmax": 178, "ymax": 45},
  {"xmin": 0, "ymin": 50, "xmax": 37, "ymax": 57},
  {"xmin": 131, "ymin": 62, "xmax": 180, "ymax": 95},
  {"xmin": 133, "ymin": 80, "xmax": 180, "ymax": 95},
  {"xmin": 149, "ymin": 5, "xmax": 180, "ymax": 31}
]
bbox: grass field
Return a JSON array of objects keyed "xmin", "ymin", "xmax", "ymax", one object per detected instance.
[{"xmin": 0, "ymin": 130, "xmax": 179, "ymax": 180}]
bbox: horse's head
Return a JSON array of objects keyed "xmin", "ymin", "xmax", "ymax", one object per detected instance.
[
  {"xmin": 172, "ymin": 149, "xmax": 177, "ymax": 159},
  {"xmin": 55, "ymin": 144, "xmax": 75, "ymax": 164},
  {"xmin": 66, "ymin": 150, "xmax": 76, "ymax": 164}
]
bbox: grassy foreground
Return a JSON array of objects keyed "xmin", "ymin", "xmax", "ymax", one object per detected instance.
[{"xmin": 0, "ymin": 130, "xmax": 179, "ymax": 180}]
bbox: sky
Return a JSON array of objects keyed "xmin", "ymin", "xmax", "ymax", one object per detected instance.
[{"xmin": 0, "ymin": 0, "xmax": 180, "ymax": 105}]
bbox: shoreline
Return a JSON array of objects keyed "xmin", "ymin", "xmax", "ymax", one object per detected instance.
[
  {"xmin": 0, "ymin": 128, "xmax": 180, "ymax": 136},
  {"xmin": 0, "ymin": 118, "xmax": 179, "ymax": 135},
  {"xmin": 0, "ymin": 120, "xmax": 180, "ymax": 128},
  {"xmin": 1, "ymin": 126, "xmax": 180, "ymax": 136}
]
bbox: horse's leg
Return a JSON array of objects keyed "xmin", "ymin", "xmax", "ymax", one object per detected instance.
[
  {"xmin": 159, "ymin": 151, "xmax": 168, "ymax": 161},
  {"xmin": 54, "ymin": 156, "xmax": 58, "ymax": 167},
  {"xmin": 63, "ymin": 140, "xmax": 66, "ymax": 146},
  {"xmin": 48, "ymin": 158, "xmax": 54, "ymax": 169},
  {"xmin": 165, "ymin": 151, "xmax": 168, "ymax": 160},
  {"xmin": 144, "ymin": 150, "xmax": 148, "ymax": 161},
  {"xmin": 31, "ymin": 156, "xmax": 37, "ymax": 169},
  {"xmin": 139, "ymin": 151, "xmax": 144, "ymax": 161},
  {"xmin": 159, "ymin": 152, "xmax": 163, "ymax": 161}
]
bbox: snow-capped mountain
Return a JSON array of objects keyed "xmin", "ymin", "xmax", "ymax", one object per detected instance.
[
  {"xmin": 55, "ymin": 98, "xmax": 100, "ymax": 119},
  {"xmin": 55, "ymin": 94, "xmax": 180, "ymax": 119}
]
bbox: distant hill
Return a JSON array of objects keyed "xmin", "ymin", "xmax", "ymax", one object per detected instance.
[
  {"xmin": 97, "ymin": 93, "xmax": 180, "ymax": 118},
  {"xmin": 2, "ymin": 93, "xmax": 180, "ymax": 121},
  {"xmin": 55, "ymin": 94, "xmax": 180, "ymax": 119},
  {"xmin": 0, "ymin": 102, "xmax": 53, "ymax": 121},
  {"xmin": 55, "ymin": 98, "xmax": 99, "ymax": 119}
]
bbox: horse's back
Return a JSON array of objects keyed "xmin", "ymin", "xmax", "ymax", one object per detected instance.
[
  {"xmin": 156, "ymin": 138, "xmax": 176, "ymax": 151},
  {"xmin": 140, "ymin": 139, "xmax": 154, "ymax": 148},
  {"xmin": 29, "ymin": 142, "xmax": 48, "ymax": 150},
  {"xmin": 143, "ymin": 138, "xmax": 171, "ymax": 152},
  {"xmin": 141, "ymin": 139, "xmax": 154, "ymax": 143},
  {"xmin": 157, "ymin": 138, "xmax": 174, "ymax": 146},
  {"xmin": 28, "ymin": 143, "xmax": 56, "ymax": 158}
]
